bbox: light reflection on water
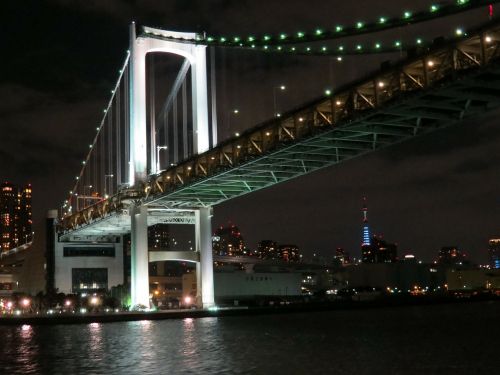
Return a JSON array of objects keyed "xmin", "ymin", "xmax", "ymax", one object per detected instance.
[{"xmin": 0, "ymin": 302, "xmax": 499, "ymax": 374}]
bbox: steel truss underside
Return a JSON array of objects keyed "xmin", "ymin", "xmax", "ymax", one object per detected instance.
[{"xmin": 148, "ymin": 69, "xmax": 500, "ymax": 208}]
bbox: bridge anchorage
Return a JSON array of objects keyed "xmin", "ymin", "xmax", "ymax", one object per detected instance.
[{"xmin": 59, "ymin": 15, "xmax": 500, "ymax": 309}]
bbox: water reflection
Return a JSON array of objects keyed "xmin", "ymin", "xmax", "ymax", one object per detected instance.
[{"xmin": 1, "ymin": 302, "xmax": 498, "ymax": 374}]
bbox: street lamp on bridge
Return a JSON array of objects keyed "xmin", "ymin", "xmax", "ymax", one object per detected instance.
[
  {"xmin": 104, "ymin": 174, "xmax": 114, "ymax": 198},
  {"xmin": 273, "ymin": 85, "xmax": 286, "ymax": 117}
]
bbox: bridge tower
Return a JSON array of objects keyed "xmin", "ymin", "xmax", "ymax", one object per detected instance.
[{"xmin": 128, "ymin": 23, "xmax": 214, "ymax": 308}]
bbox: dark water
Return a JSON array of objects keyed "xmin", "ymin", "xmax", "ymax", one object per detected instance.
[{"xmin": 1, "ymin": 302, "xmax": 499, "ymax": 375}]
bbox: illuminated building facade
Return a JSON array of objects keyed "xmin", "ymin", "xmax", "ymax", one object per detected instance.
[
  {"xmin": 212, "ymin": 224, "xmax": 247, "ymax": 256},
  {"xmin": 257, "ymin": 241, "xmax": 300, "ymax": 262},
  {"xmin": 1, "ymin": 182, "xmax": 32, "ymax": 252},
  {"xmin": 436, "ymin": 246, "xmax": 466, "ymax": 266},
  {"xmin": 488, "ymin": 239, "xmax": 500, "ymax": 269},
  {"xmin": 257, "ymin": 240, "xmax": 278, "ymax": 259},
  {"xmin": 333, "ymin": 247, "xmax": 350, "ymax": 266},
  {"xmin": 278, "ymin": 244, "xmax": 300, "ymax": 262},
  {"xmin": 148, "ymin": 224, "xmax": 170, "ymax": 250}
]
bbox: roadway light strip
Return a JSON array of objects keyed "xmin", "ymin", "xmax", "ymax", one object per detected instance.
[
  {"xmin": 241, "ymin": 30, "xmax": 471, "ymax": 57},
  {"xmin": 150, "ymin": 0, "xmax": 499, "ymax": 48}
]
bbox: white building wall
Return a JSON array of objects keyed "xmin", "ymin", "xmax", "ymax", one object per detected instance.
[
  {"xmin": 54, "ymin": 239, "xmax": 124, "ymax": 294},
  {"xmin": 214, "ymin": 272, "xmax": 302, "ymax": 297}
]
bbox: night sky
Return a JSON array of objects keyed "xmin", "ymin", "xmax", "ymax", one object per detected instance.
[{"xmin": 1, "ymin": 0, "xmax": 499, "ymax": 263}]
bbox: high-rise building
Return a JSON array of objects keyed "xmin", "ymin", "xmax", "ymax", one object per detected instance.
[
  {"xmin": 333, "ymin": 247, "xmax": 350, "ymax": 266},
  {"xmin": 278, "ymin": 244, "xmax": 300, "ymax": 262},
  {"xmin": 436, "ymin": 246, "xmax": 466, "ymax": 266},
  {"xmin": 212, "ymin": 224, "xmax": 247, "ymax": 256},
  {"xmin": 371, "ymin": 235, "xmax": 398, "ymax": 263},
  {"xmin": 1, "ymin": 182, "xmax": 32, "ymax": 252},
  {"xmin": 488, "ymin": 239, "xmax": 500, "ymax": 269},
  {"xmin": 256, "ymin": 241, "xmax": 300, "ymax": 262},
  {"xmin": 148, "ymin": 224, "xmax": 170, "ymax": 250},
  {"xmin": 257, "ymin": 240, "xmax": 278, "ymax": 259}
]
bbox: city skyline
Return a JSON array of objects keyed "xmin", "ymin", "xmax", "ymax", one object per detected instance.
[{"xmin": 1, "ymin": 1, "xmax": 499, "ymax": 264}]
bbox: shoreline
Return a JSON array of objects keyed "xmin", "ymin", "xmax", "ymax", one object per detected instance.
[{"xmin": 1, "ymin": 296, "xmax": 498, "ymax": 326}]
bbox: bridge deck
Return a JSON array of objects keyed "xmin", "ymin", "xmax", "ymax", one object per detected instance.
[{"xmin": 60, "ymin": 21, "xmax": 500, "ymax": 234}]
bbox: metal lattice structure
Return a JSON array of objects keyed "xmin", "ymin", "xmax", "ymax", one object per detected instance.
[{"xmin": 59, "ymin": 20, "xmax": 500, "ymax": 235}]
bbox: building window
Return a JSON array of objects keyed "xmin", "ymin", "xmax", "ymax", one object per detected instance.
[
  {"xmin": 63, "ymin": 247, "xmax": 115, "ymax": 257},
  {"xmin": 72, "ymin": 268, "xmax": 108, "ymax": 293}
]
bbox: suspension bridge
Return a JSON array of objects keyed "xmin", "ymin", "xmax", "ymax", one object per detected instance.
[{"xmin": 55, "ymin": 1, "xmax": 500, "ymax": 308}]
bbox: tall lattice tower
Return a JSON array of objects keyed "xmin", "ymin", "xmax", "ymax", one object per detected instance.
[{"xmin": 362, "ymin": 197, "xmax": 371, "ymax": 247}]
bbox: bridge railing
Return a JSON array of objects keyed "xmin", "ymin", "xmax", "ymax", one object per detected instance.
[{"xmin": 60, "ymin": 20, "xmax": 500, "ymax": 233}]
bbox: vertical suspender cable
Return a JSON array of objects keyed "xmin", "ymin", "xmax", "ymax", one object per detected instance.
[
  {"xmin": 108, "ymin": 106, "xmax": 113, "ymax": 195},
  {"xmin": 182, "ymin": 80, "xmax": 188, "ymax": 159},
  {"xmin": 116, "ymin": 81, "xmax": 121, "ymax": 187},
  {"xmin": 173, "ymin": 95, "xmax": 178, "ymax": 163}
]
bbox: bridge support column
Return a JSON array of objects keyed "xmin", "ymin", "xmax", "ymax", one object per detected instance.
[
  {"xmin": 195, "ymin": 207, "xmax": 215, "ymax": 308},
  {"xmin": 130, "ymin": 204, "xmax": 150, "ymax": 308}
]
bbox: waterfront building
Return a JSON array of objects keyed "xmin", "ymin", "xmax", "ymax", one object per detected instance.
[
  {"xmin": 488, "ymin": 239, "xmax": 500, "ymax": 269},
  {"xmin": 1, "ymin": 182, "xmax": 32, "ymax": 252}
]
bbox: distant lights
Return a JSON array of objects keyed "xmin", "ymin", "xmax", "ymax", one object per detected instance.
[
  {"xmin": 235, "ymin": 132, "xmax": 240, "ymax": 137},
  {"xmin": 375, "ymin": 43, "xmax": 381, "ymax": 49},
  {"xmin": 403, "ymin": 11, "xmax": 412, "ymax": 19},
  {"xmin": 356, "ymin": 44, "xmax": 362, "ymax": 50},
  {"xmin": 220, "ymin": 37, "xmax": 226, "ymax": 42},
  {"xmin": 455, "ymin": 28, "xmax": 464, "ymax": 36},
  {"xmin": 416, "ymin": 38, "xmax": 422, "ymax": 45},
  {"xmin": 315, "ymin": 29, "xmax": 323, "ymax": 35},
  {"xmin": 378, "ymin": 81, "xmax": 385, "ymax": 88},
  {"xmin": 335, "ymin": 25, "xmax": 343, "ymax": 32},
  {"xmin": 263, "ymin": 35, "xmax": 271, "ymax": 41},
  {"xmin": 485, "ymin": 35, "xmax": 492, "ymax": 43},
  {"xmin": 248, "ymin": 36, "xmax": 255, "ymax": 42},
  {"xmin": 297, "ymin": 32, "xmax": 304, "ymax": 38},
  {"xmin": 427, "ymin": 60, "xmax": 435, "ymax": 67},
  {"xmin": 325, "ymin": 89, "xmax": 332, "ymax": 96},
  {"xmin": 356, "ymin": 22, "xmax": 364, "ymax": 29},
  {"xmin": 335, "ymin": 100, "xmax": 342, "ymax": 106},
  {"xmin": 280, "ymin": 33, "xmax": 287, "ymax": 40},
  {"xmin": 336, "ymin": 56, "xmax": 342, "ymax": 62},
  {"xmin": 379, "ymin": 17, "xmax": 386, "ymax": 24},
  {"xmin": 430, "ymin": 4, "xmax": 439, "ymax": 12},
  {"xmin": 395, "ymin": 41, "xmax": 401, "ymax": 47}
]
